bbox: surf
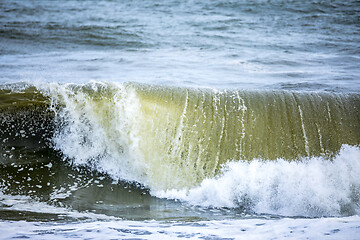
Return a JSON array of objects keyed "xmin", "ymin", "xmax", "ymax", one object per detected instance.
[{"xmin": 1, "ymin": 82, "xmax": 359, "ymax": 190}]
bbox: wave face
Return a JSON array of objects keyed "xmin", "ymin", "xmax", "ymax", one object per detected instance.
[{"xmin": 1, "ymin": 82, "xmax": 360, "ymax": 217}]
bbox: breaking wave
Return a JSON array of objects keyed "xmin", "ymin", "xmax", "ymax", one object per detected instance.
[{"xmin": 1, "ymin": 81, "xmax": 359, "ymax": 217}]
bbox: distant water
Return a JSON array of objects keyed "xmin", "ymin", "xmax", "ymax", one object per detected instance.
[
  {"xmin": 1, "ymin": 0, "xmax": 360, "ymax": 239},
  {"xmin": 1, "ymin": 0, "xmax": 360, "ymax": 90}
]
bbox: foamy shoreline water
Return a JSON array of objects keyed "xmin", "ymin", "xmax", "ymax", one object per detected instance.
[{"xmin": 1, "ymin": 216, "xmax": 359, "ymax": 240}]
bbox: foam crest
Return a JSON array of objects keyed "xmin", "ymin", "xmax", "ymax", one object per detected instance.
[
  {"xmin": 156, "ymin": 145, "xmax": 360, "ymax": 217},
  {"xmin": 44, "ymin": 82, "xmax": 148, "ymax": 184}
]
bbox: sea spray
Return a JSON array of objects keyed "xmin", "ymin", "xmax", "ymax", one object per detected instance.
[
  {"xmin": 37, "ymin": 82, "xmax": 360, "ymax": 191},
  {"xmin": 2, "ymin": 82, "xmax": 359, "ymax": 194},
  {"xmin": 157, "ymin": 145, "xmax": 360, "ymax": 217},
  {"xmin": 45, "ymin": 82, "xmax": 148, "ymax": 184}
]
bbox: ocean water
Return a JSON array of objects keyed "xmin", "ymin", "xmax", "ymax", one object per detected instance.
[{"xmin": 1, "ymin": 0, "xmax": 360, "ymax": 239}]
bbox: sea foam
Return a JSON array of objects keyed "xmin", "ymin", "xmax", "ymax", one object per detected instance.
[{"xmin": 157, "ymin": 145, "xmax": 360, "ymax": 217}]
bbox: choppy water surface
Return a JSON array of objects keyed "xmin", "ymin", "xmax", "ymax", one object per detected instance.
[
  {"xmin": 1, "ymin": 0, "xmax": 359, "ymax": 90},
  {"xmin": 1, "ymin": 0, "xmax": 360, "ymax": 239}
]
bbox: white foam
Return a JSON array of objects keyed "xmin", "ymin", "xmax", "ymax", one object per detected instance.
[
  {"xmin": 41, "ymin": 82, "xmax": 148, "ymax": 185},
  {"xmin": 35, "ymin": 82, "xmax": 360, "ymax": 217},
  {"xmin": 0, "ymin": 215, "xmax": 359, "ymax": 240},
  {"xmin": 156, "ymin": 145, "xmax": 360, "ymax": 217}
]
